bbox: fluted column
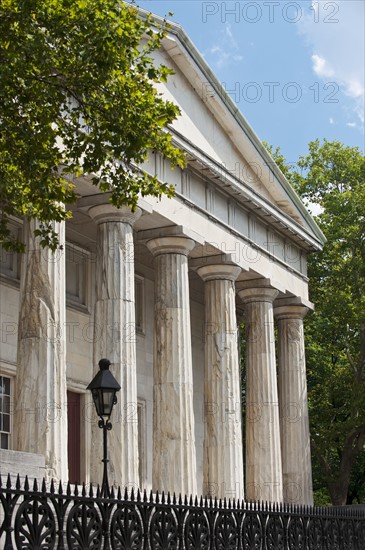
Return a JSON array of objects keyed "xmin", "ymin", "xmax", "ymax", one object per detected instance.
[
  {"xmin": 275, "ymin": 303, "xmax": 313, "ymax": 504},
  {"xmin": 146, "ymin": 236, "xmax": 197, "ymax": 496},
  {"xmin": 197, "ymin": 264, "xmax": 244, "ymax": 500},
  {"xmin": 238, "ymin": 285, "xmax": 283, "ymax": 502},
  {"xmin": 15, "ymin": 219, "xmax": 68, "ymax": 481},
  {"xmin": 89, "ymin": 204, "xmax": 141, "ymax": 489}
]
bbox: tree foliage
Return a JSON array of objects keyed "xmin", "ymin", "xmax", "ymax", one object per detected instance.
[
  {"xmin": 0, "ymin": 0, "xmax": 185, "ymax": 250},
  {"xmin": 262, "ymin": 141, "xmax": 295, "ymax": 184},
  {"xmin": 268, "ymin": 138, "xmax": 365, "ymax": 505}
]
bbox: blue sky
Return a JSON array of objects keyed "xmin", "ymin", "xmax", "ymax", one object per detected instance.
[{"xmin": 135, "ymin": 0, "xmax": 364, "ymax": 165}]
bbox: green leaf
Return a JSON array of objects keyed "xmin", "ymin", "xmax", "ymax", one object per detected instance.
[{"xmin": 0, "ymin": 0, "xmax": 185, "ymax": 250}]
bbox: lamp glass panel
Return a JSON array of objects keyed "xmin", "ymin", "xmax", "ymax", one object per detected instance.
[
  {"xmin": 92, "ymin": 390, "xmax": 102, "ymax": 417},
  {"xmin": 101, "ymin": 390, "xmax": 115, "ymax": 416}
]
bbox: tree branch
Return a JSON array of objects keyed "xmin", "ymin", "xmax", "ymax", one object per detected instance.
[
  {"xmin": 311, "ymin": 438, "xmax": 333, "ymax": 479},
  {"xmin": 340, "ymin": 425, "xmax": 365, "ymax": 471}
]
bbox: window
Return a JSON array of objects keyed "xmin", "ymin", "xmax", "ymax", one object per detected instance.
[
  {"xmin": 0, "ymin": 225, "xmax": 20, "ymax": 284},
  {"xmin": 0, "ymin": 376, "xmax": 11, "ymax": 449},
  {"xmin": 66, "ymin": 244, "xmax": 90, "ymax": 310}
]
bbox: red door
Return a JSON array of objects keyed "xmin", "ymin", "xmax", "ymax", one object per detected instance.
[{"xmin": 67, "ymin": 391, "xmax": 81, "ymax": 484}]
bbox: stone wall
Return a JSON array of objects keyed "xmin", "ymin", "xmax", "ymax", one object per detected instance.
[{"xmin": 0, "ymin": 449, "xmax": 46, "ymax": 483}]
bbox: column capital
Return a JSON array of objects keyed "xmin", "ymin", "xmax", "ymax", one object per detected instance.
[
  {"xmin": 146, "ymin": 236, "xmax": 195, "ymax": 257},
  {"xmin": 138, "ymin": 224, "xmax": 204, "ymax": 245},
  {"xmin": 196, "ymin": 264, "xmax": 241, "ymax": 282},
  {"xmin": 88, "ymin": 204, "xmax": 142, "ymax": 225},
  {"xmin": 274, "ymin": 304, "xmax": 309, "ymax": 321},
  {"xmin": 238, "ymin": 284, "xmax": 279, "ymax": 304},
  {"xmin": 274, "ymin": 296, "xmax": 313, "ymax": 320}
]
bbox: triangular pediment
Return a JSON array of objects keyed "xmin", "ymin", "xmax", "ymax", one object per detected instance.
[{"xmin": 140, "ymin": 9, "xmax": 325, "ymax": 251}]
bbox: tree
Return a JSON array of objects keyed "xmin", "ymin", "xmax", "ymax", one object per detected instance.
[
  {"xmin": 262, "ymin": 141, "xmax": 295, "ymax": 184},
  {"xmin": 267, "ymin": 139, "xmax": 365, "ymax": 505},
  {"xmin": 0, "ymin": 0, "xmax": 185, "ymax": 250}
]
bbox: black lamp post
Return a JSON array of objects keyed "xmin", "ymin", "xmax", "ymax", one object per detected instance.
[{"xmin": 87, "ymin": 358, "xmax": 121, "ymax": 497}]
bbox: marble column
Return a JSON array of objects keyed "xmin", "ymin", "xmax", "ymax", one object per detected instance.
[
  {"xmin": 238, "ymin": 285, "xmax": 283, "ymax": 503},
  {"xmin": 15, "ymin": 219, "xmax": 68, "ymax": 481},
  {"xmin": 197, "ymin": 264, "xmax": 244, "ymax": 500},
  {"xmin": 146, "ymin": 236, "xmax": 197, "ymax": 497},
  {"xmin": 88, "ymin": 204, "xmax": 141, "ymax": 489},
  {"xmin": 274, "ymin": 302, "xmax": 313, "ymax": 505}
]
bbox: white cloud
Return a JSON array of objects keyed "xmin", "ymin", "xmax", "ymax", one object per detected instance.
[
  {"xmin": 346, "ymin": 122, "xmax": 357, "ymax": 128},
  {"xmin": 311, "ymin": 54, "xmax": 334, "ymax": 78},
  {"xmin": 329, "ymin": 117, "xmax": 334, "ymax": 125},
  {"xmin": 346, "ymin": 80, "xmax": 364, "ymax": 99},
  {"xmin": 298, "ymin": 0, "xmax": 365, "ymax": 128},
  {"xmin": 205, "ymin": 23, "xmax": 243, "ymax": 69}
]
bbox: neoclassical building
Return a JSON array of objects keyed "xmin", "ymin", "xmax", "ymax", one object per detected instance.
[{"xmin": 0, "ymin": 12, "xmax": 325, "ymax": 505}]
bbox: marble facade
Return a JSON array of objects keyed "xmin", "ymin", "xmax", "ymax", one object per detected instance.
[{"xmin": 0, "ymin": 12, "xmax": 325, "ymax": 504}]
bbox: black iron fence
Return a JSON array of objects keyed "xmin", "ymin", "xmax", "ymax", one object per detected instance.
[{"xmin": 1, "ymin": 474, "xmax": 364, "ymax": 549}]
